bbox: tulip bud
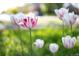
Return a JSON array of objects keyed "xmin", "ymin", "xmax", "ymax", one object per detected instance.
[
  {"xmin": 34, "ymin": 39, "xmax": 44, "ymax": 48},
  {"xmin": 49, "ymin": 43, "xmax": 59, "ymax": 53}
]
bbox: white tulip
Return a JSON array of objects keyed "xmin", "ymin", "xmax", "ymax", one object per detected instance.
[
  {"xmin": 62, "ymin": 35, "xmax": 76, "ymax": 48},
  {"xmin": 62, "ymin": 12, "xmax": 77, "ymax": 25},
  {"xmin": 34, "ymin": 39, "xmax": 44, "ymax": 48},
  {"xmin": 54, "ymin": 8, "xmax": 69, "ymax": 20},
  {"xmin": 49, "ymin": 43, "xmax": 59, "ymax": 53}
]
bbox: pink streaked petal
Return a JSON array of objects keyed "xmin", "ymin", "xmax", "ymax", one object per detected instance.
[
  {"xmin": 31, "ymin": 18, "xmax": 37, "ymax": 27},
  {"xmin": 31, "ymin": 19, "xmax": 37, "ymax": 27},
  {"xmin": 18, "ymin": 21, "xmax": 27, "ymax": 28}
]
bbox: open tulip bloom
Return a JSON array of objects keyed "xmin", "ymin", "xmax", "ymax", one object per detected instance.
[
  {"xmin": 55, "ymin": 8, "xmax": 77, "ymax": 50},
  {"xmin": 55, "ymin": 8, "xmax": 77, "ymax": 25},
  {"xmin": 55, "ymin": 8, "xmax": 77, "ymax": 38},
  {"xmin": 11, "ymin": 12, "xmax": 38, "ymax": 55},
  {"xmin": 11, "ymin": 12, "xmax": 37, "ymax": 29},
  {"xmin": 54, "ymin": 8, "xmax": 69, "ymax": 20},
  {"xmin": 62, "ymin": 35, "xmax": 76, "ymax": 49},
  {"xmin": 62, "ymin": 12, "xmax": 77, "ymax": 26},
  {"xmin": 54, "ymin": 8, "xmax": 69, "ymax": 35}
]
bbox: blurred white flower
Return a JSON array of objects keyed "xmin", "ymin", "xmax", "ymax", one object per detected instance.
[
  {"xmin": 54, "ymin": 8, "xmax": 69, "ymax": 20},
  {"xmin": 10, "ymin": 12, "xmax": 37, "ymax": 29},
  {"xmin": 34, "ymin": 39, "xmax": 44, "ymax": 48},
  {"xmin": 62, "ymin": 35, "xmax": 76, "ymax": 48},
  {"xmin": 62, "ymin": 12, "xmax": 77, "ymax": 25},
  {"xmin": 49, "ymin": 43, "xmax": 59, "ymax": 53}
]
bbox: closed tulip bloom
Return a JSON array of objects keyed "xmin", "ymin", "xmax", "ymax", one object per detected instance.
[
  {"xmin": 62, "ymin": 12, "xmax": 77, "ymax": 25},
  {"xmin": 34, "ymin": 39, "xmax": 44, "ymax": 48},
  {"xmin": 54, "ymin": 8, "xmax": 69, "ymax": 20},
  {"xmin": 11, "ymin": 12, "xmax": 37, "ymax": 29},
  {"xmin": 49, "ymin": 43, "xmax": 59, "ymax": 53},
  {"xmin": 62, "ymin": 35, "xmax": 76, "ymax": 48}
]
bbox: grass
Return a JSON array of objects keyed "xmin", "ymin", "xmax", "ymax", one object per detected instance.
[{"xmin": 0, "ymin": 25, "xmax": 79, "ymax": 56}]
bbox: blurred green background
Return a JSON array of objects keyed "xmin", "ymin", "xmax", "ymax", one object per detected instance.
[{"xmin": 0, "ymin": 25, "xmax": 79, "ymax": 56}]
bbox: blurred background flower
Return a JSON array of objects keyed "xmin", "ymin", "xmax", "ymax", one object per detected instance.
[
  {"xmin": 54, "ymin": 8, "xmax": 68, "ymax": 20},
  {"xmin": 62, "ymin": 12, "xmax": 77, "ymax": 25}
]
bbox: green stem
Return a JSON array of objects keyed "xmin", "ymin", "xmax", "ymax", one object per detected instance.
[
  {"xmin": 63, "ymin": 21, "xmax": 64, "ymax": 36},
  {"xmin": 29, "ymin": 28, "xmax": 32, "ymax": 55},
  {"xmin": 19, "ymin": 29, "xmax": 23, "ymax": 56},
  {"xmin": 70, "ymin": 24, "xmax": 72, "ymax": 36}
]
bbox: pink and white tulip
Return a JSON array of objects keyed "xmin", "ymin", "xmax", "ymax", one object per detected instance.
[
  {"xmin": 54, "ymin": 8, "xmax": 69, "ymax": 20},
  {"xmin": 62, "ymin": 35, "xmax": 76, "ymax": 48},
  {"xmin": 11, "ymin": 12, "xmax": 37, "ymax": 29}
]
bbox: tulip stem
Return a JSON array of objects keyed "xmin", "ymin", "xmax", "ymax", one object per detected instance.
[
  {"xmin": 19, "ymin": 29, "xmax": 23, "ymax": 56},
  {"xmin": 29, "ymin": 28, "xmax": 32, "ymax": 55},
  {"xmin": 70, "ymin": 24, "xmax": 72, "ymax": 36},
  {"xmin": 63, "ymin": 21, "xmax": 64, "ymax": 36}
]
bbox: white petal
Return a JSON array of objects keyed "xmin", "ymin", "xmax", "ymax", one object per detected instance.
[
  {"xmin": 15, "ymin": 12, "xmax": 26, "ymax": 22},
  {"xmin": 72, "ymin": 37, "xmax": 76, "ymax": 45},
  {"xmin": 62, "ymin": 13, "xmax": 70, "ymax": 25},
  {"xmin": 60, "ymin": 8, "xmax": 69, "ymax": 13}
]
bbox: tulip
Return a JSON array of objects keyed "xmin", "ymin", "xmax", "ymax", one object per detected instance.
[
  {"xmin": 49, "ymin": 43, "xmax": 59, "ymax": 53},
  {"xmin": 11, "ymin": 12, "xmax": 37, "ymax": 29},
  {"xmin": 54, "ymin": 8, "xmax": 69, "ymax": 20},
  {"xmin": 34, "ymin": 39, "xmax": 44, "ymax": 48},
  {"xmin": 62, "ymin": 35, "xmax": 76, "ymax": 48},
  {"xmin": 62, "ymin": 12, "xmax": 77, "ymax": 25},
  {"xmin": 10, "ymin": 12, "xmax": 38, "ymax": 55}
]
